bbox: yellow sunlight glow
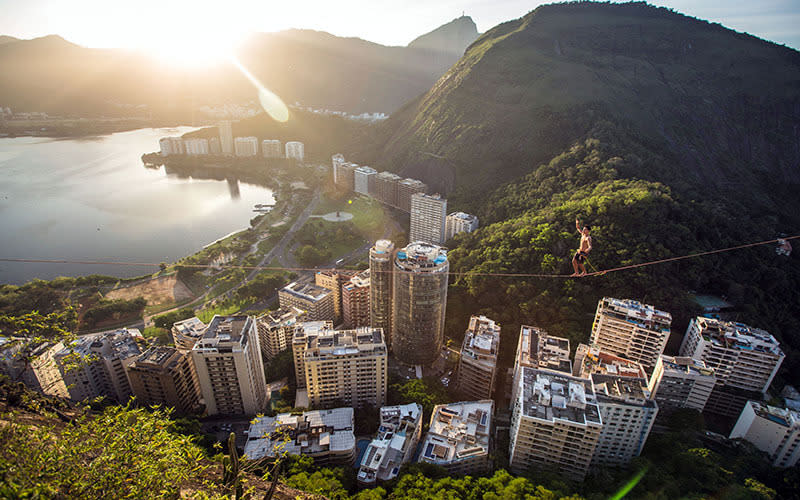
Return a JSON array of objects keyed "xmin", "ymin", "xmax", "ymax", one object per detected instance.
[{"xmin": 231, "ymin": 57, "xmax": 290, "ymax": 122}]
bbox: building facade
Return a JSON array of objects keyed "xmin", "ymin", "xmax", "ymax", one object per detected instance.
[
  {"xmin": 0, "ymin": 339, "xmax": 68, "ymax": 398},
  {"xmin": 419, "ymin": 400, "xmax": 494, "ymax": 475},
  {"xmin": 375, "ymin": 171, "xmax": 402, "ymax": 207},
  {"xmin": 392, "ymin": 242, "xmax": 449, "ymax": 365},
  {"xmin": 126, "ymin": 347, "xmax": 201, "ymax": 414},
  {"xmin": 397, "ymin": 178, "xmax": 427, "ymax": 213},
  {"xmin": 455, "ymin": 315, "xmax": 500, "ymax": 400},
  {"xmin": 255, "ymin": 307, "xmax": 306, "ymax": 362},
  {"xmin": 218, "ymin": 121, "xmax": 234, "ymax": 156},
  {"xmin": 354, "ymin": 166, "xmax": 377, "ymax": 196},
  {"xmin": 285, "ymin": 141, "xmax": 305, "ymax": 161},
  {"xmin": 291, "ymin": 321, "xmax": 333, "ymax": 390},
  {"xmin": 410, "ymin": 193, "xmax": 447, "ymax": 245},
  {"xmin": 369, "ymin": 240, "xmax": 395, "ymax": 344},
  {"xmin": 445, "ymin": 212, "xmax": 479, "ymax": 240},
  {"xmin": 730, "ymin": 401, "xmax": 800, "ymax": 468},
  {"xmin": 358, "ymin": 403, "xmax": 423, "ymax": 485},
  {"xmin": 279, "ymin": 281, "xmax": 335, "ymax": 322},
  {"xmin": 648, "ymin": 355, "xmax": 716, "ymax": 413},
  {"xmin": 191, "ymin": 316, "xmax": 268, "ymax": 416},
  {"xmin": 262, "ymin": 139, "xmax": 282, "ymax": 158},
  {"xmin": 234, "ymin": 136, "xmax": 259, "ymax": 157},
  {"xmin": 332, "ymin": 153, "xmax": 345, "ymax": 184},
  {"xmin": 315, "ymin": 270, "xmax": 355, "ymax": 324},
  {"xmin": 183, "ymin": 138, "xmax": 209, "ymax": 156},
  {"xmin": 510, "ymin": 326, "xmax": 572, "ymax": 406},
  {"xmin": 590, "ymin": 297, "xmax": 672, "ymax": 373},
  {"xmin": 171, "ymin": 317, "xmax": 207, "ymax": 350},
  {"xmin": 342, "ymin": 270, "xmax": 370, "ymax": 328},
  {"xmin": 509, "ymin": 368, "xmax": 602, "ymax": 481},
  {"xmin": 294, "ymin": 325, "xmax": 388, "ymax": 408}
]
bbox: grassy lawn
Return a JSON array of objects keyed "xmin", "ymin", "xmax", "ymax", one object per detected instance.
[
  {"xmin": 312, "ymin": 194, "xmax": 387, "ymax": 240},
  {"xmin": 142, "ymin": 326, "xmax": 172, "ymax": 345},
  {"xmin": 196, "ymin": 299, "xmax": 254, "ymax": 323}
]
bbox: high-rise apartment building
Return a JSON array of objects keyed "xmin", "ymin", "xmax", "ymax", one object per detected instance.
[
  {"xmin": 730, "ymin": 401, "xmax": 800, "ymax": 468},
  {"xmin": 679, "ymin": 317, "xmax": 784, "ymax": 394},
  {"xmin": 279, "ymin": 281, "xmax": 335, "ymax": 322},
  {"xmin": 510, "ymin": 326, "xmax": 572, "ymax": 405},
  {"xmin": 291, "ymin": 321, "xmax": 333, "ymax": 389},
  {"xmin": 573, "ymin": 344, "xmax": 657, "ymax": 467},
  {"xmin": 0, "ymin": 339, "xmax": 68, "ymax": 398},
  {"xmin": 445, "ymin": 212, "xmax": 479, "ymax": 240},
  {"xmin": 218, "ymin": 121, "xmax": 234, "ymax": 156},
  {"xmin": 332, "ymin": 153, "xmax": 345, "ymax": 184},
  {"xmin": 342, "ymin": 270, "xmax": 370, "ymax": 328},
  {"xmin": 126, "ymin": 347, "xmax": 200, "ymax": 415},
  {"xmin": 397, "ymin": 178, "xmax": 428, "ymax": 213},
  {"xmin": 455, "ymin": 315, "xmax": 500, "ymax": 400},
  {"xmin": 55, "ymin": 329, "xmax": 143, "ymax": 403},
  {"xmin": 410, "ymin": 193, "xmax": 447, "ymax": 245},
  {"xmin": 171, "ymin": 316, "xmax": 207, "ymax": 350},
  {"xmin": 418, "ymin": 400, "xmax": 494, "ymax": 475},
  {"xmin": 648, "ymin": 355, "xmax": 716, "ymax": 413},
  {"xmin": 191, "ymin": 316, "xmax": 267, "ymax": 416},
  {"xmin": 392, "ymin": 242, "xmax": 449, "ymax": 365},
  {"xmin": 285, "ymin": 141, "xmax": 305, "ymax": 161},
  {"xmin": 245, "ymin": 408, "xmax": 355, "ymax": 464},
  {"xmin": 159, "ymin": 137, "xmax": 185, "ymax": 156},
  {"xmin": 358, "ymin": 403, "xmax": 423, "ymax": 485},
  {"xmin": 256, "ymin": 307, "xmax": 306, "ymax": 362},
  {"xmin": 369, "ymin": 240, "xmax": 395, "ymax": 343},
  {"xmin": 234, "ymin": 136, "xmax": 259, "ymax": 157},
  {"xmin": 354, "ymin": 166, "xmax": 377, "ymax": 196},
  {"xmin": 315, "ymin": 270, "xmax": 355, "ymax": 324},
  {"xmin": 375, "ymin": 171, "xmax": 402, "ymax": 207},
  {"xmin": 209, "ymin": 136, "xmax": 221, "ymax": 155},
  {"xmin": 336, "ymin": 162, "xmax": 358, "ymax": 192},
  {"xmin": 509, "ymin": 368, "xmax": 602, "ymax": 481},
  {"xmin": 590, "ymin": 297, "xmax": 672, "ymax": 373},
  {"xmin": 183, "ymin": 138, "xmax": 209, "ymax": 156},
  {"xmin": 261, "ymin": 139, "xmax": 282, "ymax": 158},
  {"xmin": 293, "ymin": 325, "xmax": 387, "ymax": 408}
]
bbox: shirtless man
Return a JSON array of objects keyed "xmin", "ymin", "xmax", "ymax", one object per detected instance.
[{"xmin": 572, "ymin": 218, "xmax": 592, "ymax": 276}]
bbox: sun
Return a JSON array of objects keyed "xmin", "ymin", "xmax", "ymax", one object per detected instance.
[{"xmin": 146, "ymin": 27, "xmax": 239, "ymax": 68}]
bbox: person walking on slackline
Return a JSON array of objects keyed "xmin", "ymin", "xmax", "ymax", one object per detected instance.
[{"xmin": 572, "ymin": 217, "xmax": 592, "ymax": 277}]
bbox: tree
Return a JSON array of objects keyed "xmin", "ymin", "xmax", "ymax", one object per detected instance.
[{"xmin": 159, "ymin": 262, "xmax": 167, "ymax": 272}]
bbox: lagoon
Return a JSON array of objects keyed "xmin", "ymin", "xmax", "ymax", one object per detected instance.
[{"xmin": 0, "ymin": 128, "xmax": 274, "ymax": 284}]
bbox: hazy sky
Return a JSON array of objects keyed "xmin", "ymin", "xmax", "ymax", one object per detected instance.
[{"xmin": 1, "ymin": 0, "xmax": 798, "ymax": 51}]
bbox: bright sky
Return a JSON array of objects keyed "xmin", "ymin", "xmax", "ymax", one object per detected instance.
[{"xmin": 1, "ymin": 0, "xmax": 798, "ymax": 53}]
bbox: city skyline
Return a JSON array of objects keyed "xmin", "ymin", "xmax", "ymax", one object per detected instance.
[{"xmin": 1, "ymin": 0, "xmax": 798, "ymax": 58}]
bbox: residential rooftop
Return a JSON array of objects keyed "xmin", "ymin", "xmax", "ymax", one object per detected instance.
[
  {"xmin": 281, "ymin": 282, "xmax": 332, "ymax": 303},
  {"xmin": 590, "ymin": 374, "xmax": 655, "ymax": 407},
  {"xmin": 420, "ymin": 400, "xmax": 493, "ymax": 465},
  {"xmin": 447, "ymin": 212, "xmax": 478, "ymax": 222},
  {"xmin": 694, "ymin": 317, "xmax": 784, "ymax": 356},
  {"xmin": 519, "ymin": 367, "xmax": 601, "ymax": 426},
  {"xmin": 659, "ymin": 355, "xmax": 716, "ymax": 378},
  {"xmin": 461, "ymin": 316, "xmax": 500, "ymax": 368},
  {"xmin": 301, "ymin": 327, "xmax": 386, "ymax": 359},
  {"xmin": 520, "ymin": 325, "xmax": 572, "ymax": 374},
  {"xmin": 195, "ymin": 316, "xmax": 252, "ymax": 349},
  {"xmin": 58, "ymin": 328, "xmax": 142, "ymax": 360},
  {"xmin": 244, "ymin": 408, "xmax": 355, "ymax": 460},
  {"xmin": 172, "ymin": 317, "xmax": 206, "ymax": 336},
  {"xmin": 574, "ymin": 344, "xmax": 647, "ymax": 379},
  {"xmin": 601, "ymin": 297, "xmax": 672, "ymax": 331},
  {"xmin": 395, "ymin": 242, "xmax": 448, "ymax": 270},
  {"xmin": 347, "ymin": 269, "xmax": 370, "ymax": 288},
  {"xmin": 131, "ymin": 346, "xmax": 182, "ymax": 369},
  {"xmin": 358, "ymin": 403, "xmax": 422, "ymax": 484},
  {"xmin": 258, "ymin": 307, "xmax": 305, "ymax": 329},
  {"xmin": 748, "ymin": 401, "xmax": 800, "ymax": 429}
]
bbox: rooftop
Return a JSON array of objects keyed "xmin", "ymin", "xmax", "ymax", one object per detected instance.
[
  {"xmin": 749, "ymin": 401, "xmax": 800, "ymax": 429},
  {"xmin": 420, "ymin": 400, "xmax": 493, "ymax": 464},
  {"xmin": 345, "ymin": 269, "xmax": 370, "ymax": 289},
  {"xmin": 258, "ymin": 307, "xmax": 305, "ymax": 330},
  {"xmin": 591, "ymin": 374, "xmax": 655, "ymax": 407},
  {"xmin": 301, "ymin": 327, "xmax": 386, "ymax": 359},
  {"xmin": 358, "ymin": 403, "xmax": 422, "ymax": 483},
  {"xmin": 372, "ymin": 240, "xmax": 394, "ymax": 255},
  {"xmin": 518, "ymin": 367, "xmax": 601, "ymax": 426},
  {"xmin": 461, "ymin": 316, "xmax": 500, "ymax": 367},
  {"xmin": 395, "ymin": 242, "xmax": 448, "ymax": 270},
  {"xmin": 447, "ymin": 212, "xmax": 478, "ymax": 222},
  {"xmin": 58, "ymin": 328, "xmax": 142, "ymax": 361},
  {"xmin": 659, "ymin": 355, "xmax": 716, "ymax": 378},
  {"xmin": 601, "ymin": 297, "xmax": 672, "ymax": 330},
  {"xmin": 194, "ymin": 316, "xmax": 252, "ymax": 351},
  {"xmin": 694, "ymin": 317, "xmax": 784, "ymax": 357},
  {"xmin": 281, "ymin": 282, "xmax": 332, "ymax": 303},
  {"xmin": 129, "ymin": 347, "xmax": 183, "ymax": 371},
  {"xmin": 520, "ymin": 325, "xmax": 572, "ymax": 374},
  {"xmin": 244, "ymin": 408, "xmax": 355, "ymax": 460},
  {"xmin": 574, "ymin": 344, "xmax": 647, "ymax": 379},
  {"xmin": 172, "ymin": 317, "xmax": 206, "ymax": 336},
  {"xmin": 354, "ymin": 166, "xmax": 377, "ymax": 175}
]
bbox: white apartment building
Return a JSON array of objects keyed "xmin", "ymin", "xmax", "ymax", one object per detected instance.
[
  {"xmin": 256, "ymin": 307, "xmax": 306, "ymax": 363},
  {"xmin": 183, "ymin": 138, "xmax": 209, "ymax": 156},
  {"xmin": 0, "ymin": 338, "xmax": 68, "ymax": 398},
  {"xmin": 279, "ymin": 281, "xmax": 335, "ymax": 322},
  {"xmin": 234, "ymin": 136, "xmax": 259, "ymax": 157},
  {"xmin": 509, "ymin": 368, "xmax": 602, "ymax": 481},
  {"xmin": 291, "ymin": 321, "xmax": 333, "ymax": 390},
  {"xmin": 354, "ymin": 166, "xmax": 377, "ymax": 196},
  {"xmin": 209, "ymin": 136, "xmax": 221, "ymax": 155},
  {"xmin": 332, "ymin": 153, "xmax": 345, "ymax": 184},
  {"xmin": 409, "ymin": 193, "xmax": 447, "ymax": 245},
  {"xmin": 285, "ymin": 141, "xmax": 305, "ymax": 161},
  {"xmin": 261, "ymin": 139, "xmax": 282, "ymax": 158},
  {"xmin": 171, "ymin": 316, "xmax": 207, "ymax": 350},
  {"xmin": 358, "ymin": 403, "xmax": 423, "ymax": 485},
  {"xmin": 245, "ymin": 408, "xmax": 355, "ymax": 465},
  {"xmin": 159, "ymin": 136, "xmax": 185, "ymax": 156},
  {"xmin": 511, "ymin": 325, "xmax": 572, "ymax": 406},
  {"xmin": 294, "ymin": 325, "xmax": 388, "ymax": 408},
  {"xmin": 191, "ymin": 316, "xmax": 268, "ymax": 416},
  {"xmin": 55, "ymin": 329, "xmax": 143, "ymax": 403},
  {"xmin": 419, "ymin": 400, "xmax": 494, "ymax": 475},
  {"xmin": 590, "ymin": 297, "xmax": 672, "ymax": 373},
  {"xmin": 730, "ymin": 401, "xmax": 800, "ymax": 468},
  {"xmin": 445, "ymin": 212, "xmax": 479, "ymax": 240},
  {"xmin": 679, "ymin": 317, "xmax": 784, "ymax": 394},
  {"xmin": 218, "ymin": 121, "xmax": 234, "ymax": 156},
  {"xmin": 455, "ymin": 315, "xmax": 500, "ymax": 400},
  {"xmin": 648, "ymin": 355, "xmax": 716, "ymax": 412}
]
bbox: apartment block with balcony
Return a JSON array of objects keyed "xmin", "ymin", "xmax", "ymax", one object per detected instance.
[
  {"xmin": 397, "ymin": 178, "xmax": 427, "ymax": 213},
  {"xmin": 455, "ymin": 315, "xmax": 500, "ymax": 400},
  {"xmin": 730, "ymin": 401, "xmax": 800, "ymax": 468},
  {"xmin": 0, "ymin": 338, "xmax": 68, "ymax": 398},
  {"xmin": 410, "ymin": 193, "xmax": 446, "ymax": 245},
  {"xmin": 262, "ymin": 139, "xmax": 282, "ymax": 158},
  {"xmin": 126, "ymin": 346, "xmax": 201, "ymax": 415},
  {"xmin": 509, "ymin": 368, "xmax": 602, "ymax": 481},
  {"xmin": 315, "ymin": 270, "xmax": 355, "ymax": 324},
  {"xmin": 279, "ymin": 281, "xmax": 335, "ymax": 322},
  {"xmin": 445, "ymin": 212, "xmax": 479, "ymax": 240},
  {"xmin": 648, "ymin": 355, "xmax": 716, "ymax": 413},
  {"xmin": 419, "ymin": 400, "xmax": 494, "ymax": 475},
  {"xmin": 354, "ymin": 166, "xmax": 377, "ymax": 196},
  {"xmin": 256, "ymin": 306, "xmax": 306, "ymax": 362},
  {"xmin": 375, "ymin": 171, "xmax": 402, "ymax": 207},
  {"xmin": 171, "ymin": 316, "xmax": 207, "ymax": 350},
  {"xmin": 342, "ymin": 270, "xmax": 370, "ymax": 328},
  {"xmin": 292, "ymin": 321, "xmax": 334, "ymax": 390},
  {"xmin": 191, "ymin": 316, "xmax": 267, "ymax": 416},
  {"xmin": 510, "ymin": 325, "xmax": 572, "ymax": 406},
  {"xmin": 358, "ymin": 403, "xmax": 423, "ymax": 485},
  {"xmin": 234, "ymin": 136, "xmax": 258, "ymax": 157},
  {"xmin": 590, "ymin": 297, "xmax": 672, "ymax": 374}
]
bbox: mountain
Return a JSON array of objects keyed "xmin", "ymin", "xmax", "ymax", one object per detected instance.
[
  {"xmin": 407, "ymin": 15, "xmax": 479, "ymax": 55},
  {"xmin": 0, "ymin": 19, "xmax": 474, "ymax": 118},
  {"xmin": 349, "ymin": 2, "xmax": 800, "ymax": 386},
  {"xmin": 0, "ymin": 35, "xmax": 19, "ymax": 45}
]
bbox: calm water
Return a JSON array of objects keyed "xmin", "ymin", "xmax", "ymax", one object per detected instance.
[{"xmin": 0, "ymin": 128, "xmax": 274, "ymax": 284}]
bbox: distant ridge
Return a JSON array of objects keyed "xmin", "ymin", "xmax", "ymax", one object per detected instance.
[{"xmin": 407, "ymin": 16, "xmax": 479, "ymax": 55}]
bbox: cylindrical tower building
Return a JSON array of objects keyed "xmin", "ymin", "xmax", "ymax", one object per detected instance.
[
  {"xmin": 369, "ymin": 240, "xmax": 395, "ymax": 345},
  {"xmin": 391, "ymin": 242, "xmax": 449, "ymax": 365}
]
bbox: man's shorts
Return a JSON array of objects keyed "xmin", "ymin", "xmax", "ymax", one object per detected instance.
[{"xmin": 573, "ymin": 251, "xmax": 588, "ymax": 263}]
